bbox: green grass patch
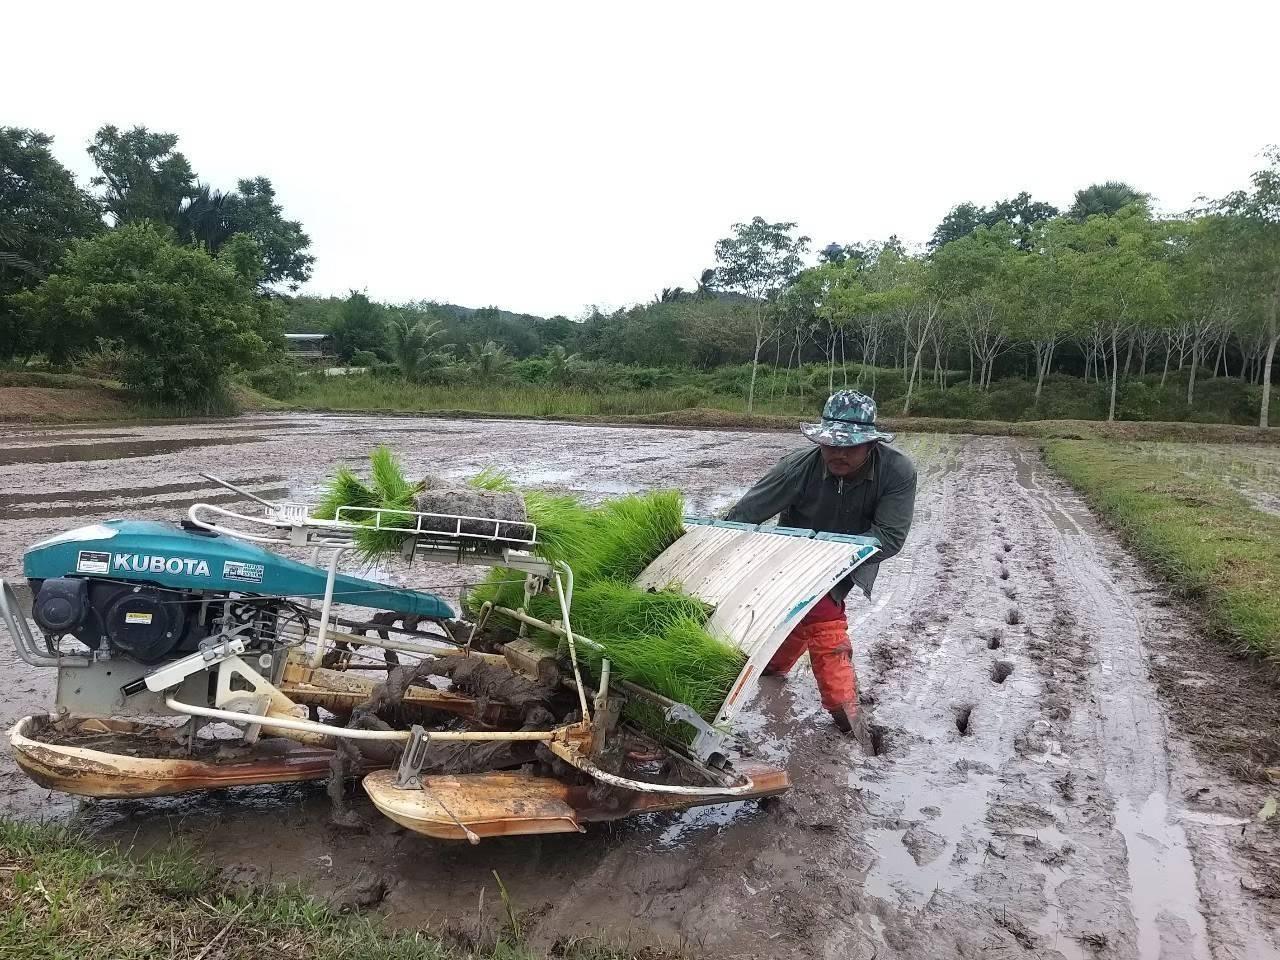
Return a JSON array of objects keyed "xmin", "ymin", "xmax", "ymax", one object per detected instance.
[
  {"xmin": 1043, "ymin": 439, "xmax": 1280, "ymax": 659},
  {"xmin": 0, "ymin": 819, "xmax": 639, "ymax": 960}
]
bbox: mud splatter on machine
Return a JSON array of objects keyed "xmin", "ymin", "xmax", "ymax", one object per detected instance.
[{"xmin": 2, "ymin": 475, "xmax": 877, "ymax": 840}]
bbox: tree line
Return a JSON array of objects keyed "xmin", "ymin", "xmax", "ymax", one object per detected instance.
[
  {"xmin": 1, "ymin": 125, "xmax": 311, "ymax": 406},
  {"xmin": 707, "ymin": 165, "xmax": 1279, "ymax": 427},
  {"xmin": 293, "ymin": 160, "xmax": 1280, "ymax": 428},
  {"xmin": 4, "ymin": 123, "xmax": 1278, "ymax": 426}
]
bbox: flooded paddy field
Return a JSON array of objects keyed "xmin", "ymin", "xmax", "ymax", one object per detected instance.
[{"xmin": 1, "ymin": 413, "xmax": 1279, "ymax": 959}]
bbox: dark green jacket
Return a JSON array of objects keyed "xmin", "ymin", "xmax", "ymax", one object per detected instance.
[{"xmin": 724, "ymin": 443, "xmax": 917, "ymax": 599}]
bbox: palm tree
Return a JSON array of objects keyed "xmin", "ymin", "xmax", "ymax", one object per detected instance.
[
  {"xmin": 1067, "ymin": 181, "xmax": 1150, "ymax": 221},
  {"xmin": 694, "ymin": 268, "xmax": 717, "ymax": 300},
  {"xmin": 466, "ymin": 339, "xmax": 512, "ymax": 378},
  {"xmin": 388, "ymin": 315, "xmax": 445, "ymax": 380},
  {"xmin": 545, "ymin": 344, "xmax": 580, "ymax": 384},
  {"xmin": 174, "ymin": 183, "xmax": 233, "ymax": 251}
]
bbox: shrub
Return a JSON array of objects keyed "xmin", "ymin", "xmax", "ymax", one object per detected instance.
[
  {"xmin": 350, "ymin": 349, "xmax": 379, "ymax": 368},
  {"xmin": 10, "ymin": 223, "xmax": 279, "ymax": 406},
  {"xmin": 1115, "ymin": 380, "xmax": 1159, "ymax": 422},
  {"xmin": 244, "ymin": 363, "xmax": 302, "ymax": 399},
  {"xmin": 669, "ymin": 385, "xmax": 711, "ymax": 409},
  {"xmin": 72, "ymin": 338, "xmax": 127, "ymax": 379}
]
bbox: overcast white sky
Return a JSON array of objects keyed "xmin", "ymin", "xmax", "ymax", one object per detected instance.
[{"xmin": 6, "ymin": 1, "xmax": 1278, "ymax": 318}]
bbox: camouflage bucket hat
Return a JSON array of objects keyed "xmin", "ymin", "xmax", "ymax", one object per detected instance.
[{"xmin": 801, "ymin": 390, "xmax": 895, "ymax": 447}]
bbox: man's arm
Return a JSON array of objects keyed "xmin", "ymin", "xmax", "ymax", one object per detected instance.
[
  {"xmin": 866, "ymin": 456, "xmax": 917, "ymax": 562},
  {"xmin": 723, "ymin": 458, "xmax": 799, "ymax": 525}
]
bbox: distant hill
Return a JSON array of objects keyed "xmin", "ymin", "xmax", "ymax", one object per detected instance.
[{"xmin": 279, "ymin": 295, "xmax": 548, "ymax": 334}]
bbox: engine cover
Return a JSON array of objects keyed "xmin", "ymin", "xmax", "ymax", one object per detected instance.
[
  {"xmin": 32, "ymin": 577, "xmax": 92, "ymax": 635},
  {"xmin": 102, "ymin": 587, "xmax": 185, "ymax": 663}
]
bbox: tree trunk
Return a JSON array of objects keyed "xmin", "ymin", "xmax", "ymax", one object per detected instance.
[
  {"xmin": 1187, "ymin": 341, "xmax": 1198, "ymax": 406},
  {"xmin": 747, "ymin": 304, "xmax": 763, "ymax": 413},
  {"xmin": 1160, "ymin": 340, "xmax": 1171, "ymax": 387},
  {"xmin": 769, "ymin": 333, "xmax": 782, "ymax": 400},
  {"xmin": 903, "ymin": 342, "xmax": 925, "ymax": 416},
  {"xmin": 1107, "ymin": 329, "xmax": 1120, "ymax": 422},
  {"xmin": 968, "ymin": 344, "xmax": 974, "ymax": 387},
  {"xmin": 1034, "ymin": 346, "xmax": 1049, "ymax": 402},
  {"xmin": 781, "ymin": 336, "xmax": 797, "ymax": 400},
  {"xmin": 1262, "ymin": 288, "xmax": 1279, "ymax": 429},
  {"xmin": 1123, "ymin": 334, "xmax": 1134, "ymax": 377},
  {"xmin": 1261, "ymin": 334, "xmax": 1277, "ymax": 429}
]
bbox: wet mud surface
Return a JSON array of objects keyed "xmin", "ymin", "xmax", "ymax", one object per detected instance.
[{"xmin": 2, "ymin": 414, "xmax": 1280, "ymax": 959}]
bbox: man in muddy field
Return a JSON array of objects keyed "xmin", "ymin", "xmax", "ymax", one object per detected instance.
[{"xmin": 725, "ymin": 390, "xmax": 916, "ymax": 748}]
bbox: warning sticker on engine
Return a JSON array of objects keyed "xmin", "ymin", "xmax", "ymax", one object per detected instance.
[
  {"xmin": 223, "ymin": 560, "xmax": 265, "ymax": 584},
  {"xmin": 76, "ymin": 550, "xmax": 111, "ymax": 575},
  {"xmin": 125, "ymin": 611, "xmax": 154, "ymax": 625}
]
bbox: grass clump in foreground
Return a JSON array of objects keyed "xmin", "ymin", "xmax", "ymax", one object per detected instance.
[
  {"xmin": 0, "ymin": 820, "xmax": 637, "ymax": 960},
  {"xmin": 1043, "ymin": 439, "xmax": 1280, "ymax": 659}
]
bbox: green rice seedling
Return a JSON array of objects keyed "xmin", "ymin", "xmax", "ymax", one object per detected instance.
[
  {"xmin": 313, "ymin": 467, "xmax": 379, "ymax": 520},
  {"xmin": 354, "ymin": 446, "xmax": 424, "ymax": 557},
  {"xmin": 369, "ymin": 445, "xmax": 420, "ymax": 506},
  {"xmin": 521, "ymin": 490, "xmax": 597, "ymax": 570},
  {"xmin": 522, "ymin": 582, "xmax": 741, "ymax": 721},
  {"xmin": 575, "ymin": 491, "xmax": 685, "ymax": 584},
  {"xmin": 467, "ymin": 468, "xmax": 516, "ymax": 492},
  {"xmin": 313, "ymin": 447, "xmax": 424, "ymax": 558}
]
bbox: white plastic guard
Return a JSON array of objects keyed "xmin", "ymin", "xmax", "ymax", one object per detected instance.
[{"xmin": 634, "ymin": 519, "xmax": 879, "ymax": 727}]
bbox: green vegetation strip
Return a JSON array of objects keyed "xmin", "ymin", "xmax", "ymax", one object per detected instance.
[
  {"xmin": 1043, "ymin": 440, "xmax": 1280, "ymax": 659},
  {"xmin": 0, "ymin": 820, "xmax": 635, "ymax": 960}
]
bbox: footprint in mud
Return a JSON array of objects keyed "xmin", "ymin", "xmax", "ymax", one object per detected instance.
[
  {"xmin": 990, "ymin": 661, "xmax": 1014, "ymax": 684},
  {"xmin": 1006, "ymin": 608, "xmax": 1023, "ymax": 626},
  {"xmin": 1001, "ymin": 585, "xmax": 1018, "ymax": 600},
  {"xmin": 868, "ymin": 723, "xmax": 890, "ymax": 757},
  {"xmin": 954, "ymin": 705, "xmax": 974, "ymax": 736},
  {"xmin": 998, "ymin": 567, "xmax": 1010, "ymax": 581},
  {"xmin": 1002, "ymin": 543, "xmax": 1014, "ymax": 553},
  {"xmin": 987, "ymin": 630, "xmax": 1003, "ymax": 650}
]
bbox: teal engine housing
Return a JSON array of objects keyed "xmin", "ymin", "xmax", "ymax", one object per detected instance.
[{"xmin": 23, "ymin": 519, "xmax": 451, "ymax": 663}]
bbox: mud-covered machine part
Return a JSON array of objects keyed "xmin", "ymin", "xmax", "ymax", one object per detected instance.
[{"xmin": 2, "ymin": 473, "xmax": 879, "ymax": 840}]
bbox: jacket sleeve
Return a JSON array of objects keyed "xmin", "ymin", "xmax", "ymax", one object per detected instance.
[
  {"xmin": 866, "ymin": 457, "xmax": 917, "ymax": 563},
  {"xmin": 723, "ymin": 458, "xmax": 799, "ymax": 524}
]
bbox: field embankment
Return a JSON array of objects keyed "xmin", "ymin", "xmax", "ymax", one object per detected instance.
[
  {"xmin": 0, "ymin": 372, "xmax": 284, "ymax": 422},
  {"xmin": 8, "ymin": 376, "xmax": 1279, "ymax": 445},
  {"xmin": 1044, "ymin": 438, "xmax": 1280, "ymax": 659},
  {"xmin": 0, "ymin": 820, "xmax": 636, "ymax": 960}
]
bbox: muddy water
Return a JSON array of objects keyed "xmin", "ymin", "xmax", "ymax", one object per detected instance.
[{"xmin": 1, "ymin": 414, "xmax": 1279, "ymax": 959}]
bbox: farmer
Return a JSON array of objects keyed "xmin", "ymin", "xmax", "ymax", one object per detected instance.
[{"xmin": 725, "ymin": 390, "xmax": 916, "ymax": 744}]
